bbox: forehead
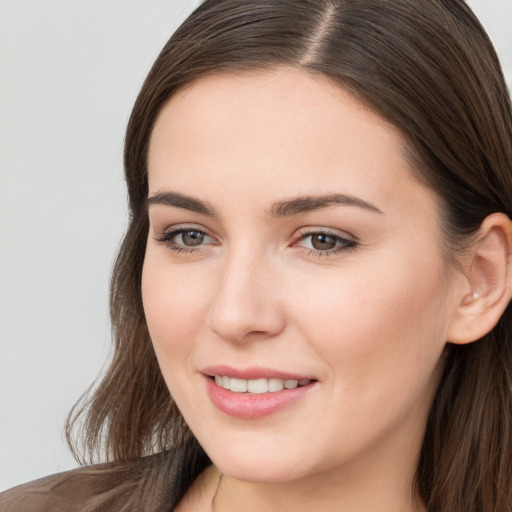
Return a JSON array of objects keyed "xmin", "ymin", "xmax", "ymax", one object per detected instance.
[
  {"xmin": 149, "ymin": 68, "xmax": 405, "ymax": 162},
  {"xmin": 147, "ymin": 67, "xmax": 436, "ymax": 221}
]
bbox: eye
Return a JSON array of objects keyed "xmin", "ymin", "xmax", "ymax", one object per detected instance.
[
  {"xmin": 154, "ymin": 226, "xmax": 216, "ymax": 253},
  {"xmin": 175, "ymin": 230, "xmax": 209, "ymax": 247},
  {"xmin": 294, "ymin": 230, "xmax": 357, "ymax": 256}
]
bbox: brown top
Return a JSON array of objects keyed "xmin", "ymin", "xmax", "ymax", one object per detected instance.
[{"xmin": 0, "ymin": 452, "xmax": 181, "ymax": 512}]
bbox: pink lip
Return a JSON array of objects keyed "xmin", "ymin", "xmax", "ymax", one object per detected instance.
[
  {"xmin": 202, "ymin": 365, "xmax": 314, "ymax": 381},
  {"xmin": 201, "ymin": 366, "xmax": 317, "ymax": 420}
]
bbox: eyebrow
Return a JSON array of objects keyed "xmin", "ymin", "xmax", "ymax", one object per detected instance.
[
  {"xmin": 145, "ymin": 191, "xmax": 217, "ymax": 216},
  {"xmin": 145, "ymin": 191, "xmax": 382, "ymax": 217},
  {"xmin": 269, "ymin": 193, "xmax": 383, "ymax": 217}
]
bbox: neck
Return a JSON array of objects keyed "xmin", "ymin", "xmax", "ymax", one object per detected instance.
[{"xmin": 211, "ymin": 468, "xmax": 425, "ymax": 512}]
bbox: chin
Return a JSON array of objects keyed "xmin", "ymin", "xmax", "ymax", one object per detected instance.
[{"xmin": 196, "ymin": 432, "xmax": 322, "ymax": 484}]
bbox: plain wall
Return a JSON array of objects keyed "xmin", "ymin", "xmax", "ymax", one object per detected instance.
[
  {"xmin": 0, "ymin": 0, "xmax": 201, "ymax": 490},
  {"xmin": 0, "ymin": 0, "xmax": 511, "ymax": 491}
]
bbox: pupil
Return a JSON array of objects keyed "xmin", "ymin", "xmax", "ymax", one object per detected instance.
[
  {"xmin": 312, "ymin": 234, "xmax": 336, "ymax": 250},
  {"xmin": 182, "ymin": 231, "xmax": 204, "ymax": 246}
]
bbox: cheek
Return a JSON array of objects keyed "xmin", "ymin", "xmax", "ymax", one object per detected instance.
[
  {"xmin": 141, "ymin": 251, "xmax": 213, "ymax": 366},
  {"xmin": 286, "ymin": 249, "xmax": 449, "ymax": 393},
  {"xmin": 277, "ymin": 256, "xmax": 449, "ymax": 460}
]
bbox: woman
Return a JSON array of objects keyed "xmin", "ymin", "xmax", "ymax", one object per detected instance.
[{"xmin": 2, "ymin": 0, "xmax": 511, "ymax": 510}]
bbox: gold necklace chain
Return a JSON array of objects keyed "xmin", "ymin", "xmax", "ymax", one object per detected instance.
[{"xmin": 210, "ymin": 473, "xmax": 223, "ymax": 512}]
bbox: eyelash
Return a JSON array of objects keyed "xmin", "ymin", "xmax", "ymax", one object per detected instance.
[
  {"xmin": 154, "ymin": 227, "xmax": 358, "ymax": 257},
  {"xmin": 293, "ymin": 229, "xmax": 358, "ymax": 257},
  {"xmin": 154, "ymin": 226, "xmax": 217, "ymax": 255}
]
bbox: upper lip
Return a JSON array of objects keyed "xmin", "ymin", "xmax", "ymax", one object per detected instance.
[{"xmin": 201, "ymin": 365, "xmax": 316, "ymax": 381}]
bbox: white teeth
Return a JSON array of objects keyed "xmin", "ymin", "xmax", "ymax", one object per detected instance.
[
  {"xmin": 268, "ymin": 378, "xmax": 284, "ymax": 392},
  {"xmin": 247, "ymin": 378, "xmax": 268, "ymax": 394},
  {"xmin": 230, "ymin": 378, "xmax": 248, "ymax": 393},
  {"xmin": 284, "ymin": 379, "xmax": 298, "ymax": 389},
  {"xmin": 214, "ymin": 376, "xmax": 311, "ymax": 393}
]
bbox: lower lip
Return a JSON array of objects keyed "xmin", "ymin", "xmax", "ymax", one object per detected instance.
[{"xmin": 204, "ymin": 377, "xmax": 316, "ymax": 419}]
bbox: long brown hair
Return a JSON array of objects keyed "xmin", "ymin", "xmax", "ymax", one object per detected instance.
[{"xmin": 66, "ymin": 1, "xmax": 512, "ymax": 510}]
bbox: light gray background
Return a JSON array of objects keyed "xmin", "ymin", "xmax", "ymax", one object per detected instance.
[{"xmin": 1, "ymin": 0, "xmax": 511, "ymax": 491}]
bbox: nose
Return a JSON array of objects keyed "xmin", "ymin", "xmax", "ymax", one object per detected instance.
[{"xmin": 206, "ymin": 249, "xmax": 286, "ymax": 344}]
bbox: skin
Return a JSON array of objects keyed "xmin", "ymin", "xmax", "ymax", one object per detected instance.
[{"xmin": 142, "ymin": 67, "xmax": 469, "ymax": 511}]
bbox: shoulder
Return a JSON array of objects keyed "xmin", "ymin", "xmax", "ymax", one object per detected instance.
[{"xmin": 0, "ymin": 452, "xmax": 175, "ymax": 512}]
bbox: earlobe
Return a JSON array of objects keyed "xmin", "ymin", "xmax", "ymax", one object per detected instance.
[{"xmin": 447, "ymin": 213, "xmax": 512, "ymax": 345}]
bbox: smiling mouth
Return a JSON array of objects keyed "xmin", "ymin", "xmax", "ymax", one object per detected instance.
[{"xmin": 213, "ymin": 376, "xmax": 313, "ymax": 394}]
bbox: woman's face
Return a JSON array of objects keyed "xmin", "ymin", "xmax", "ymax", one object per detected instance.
[{"xmin": 142, "ymin": 68, "xmax": 463, "ymax": 484}]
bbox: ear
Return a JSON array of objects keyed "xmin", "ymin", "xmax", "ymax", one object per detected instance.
[{"xmin": 447, "ymin": 213, "xmax": 512, "ymax": 344}]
